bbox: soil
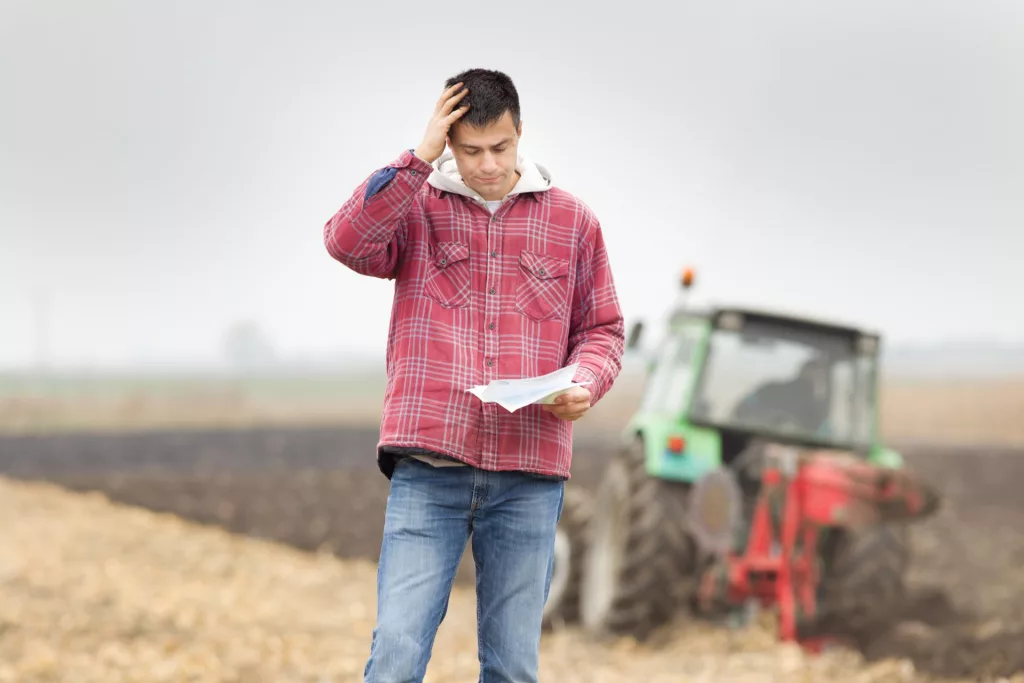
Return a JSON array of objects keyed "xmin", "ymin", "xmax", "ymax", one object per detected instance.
[
  {"xmin": 0, "ymin": 473, "xmax": 954, "ymax": 683},
  {"xmin": 1, "ymin": 425, "xmax": 1023, "ymax": 681}
]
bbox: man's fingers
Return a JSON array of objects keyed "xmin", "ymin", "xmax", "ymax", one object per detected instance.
[
  {"xmin": 443, "ymin": 103, "xmax": 470, "ymax": 124},
  {"xmin": 439, "ymin": 86, "xmax": 469, "ymax": 115},
  {"xmin": 436, "ymin": 82, "xmax": 463, "ymax": 111},
  {"xmin": 544, "ymin": 402, "xmax": 590, "ymax": 421},
  {"xmin": 557, "ymin": 395, "xmax": 589, "ymax": 408},
  {"xmin": 561, "ymin": 387, "xmax": 592, "ymax": 402}
]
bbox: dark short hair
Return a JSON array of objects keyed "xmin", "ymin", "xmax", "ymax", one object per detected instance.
[{"xmin": 444, "ymin": 68, "xmax": 521, "ymax": 130}]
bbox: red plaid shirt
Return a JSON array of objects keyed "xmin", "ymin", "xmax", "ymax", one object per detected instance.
[{"xmin": 324, "ymin": 149, "xmax": 625, "ymax": 479}]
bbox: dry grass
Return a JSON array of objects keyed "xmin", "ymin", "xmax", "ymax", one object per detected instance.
[
  {"xmin": 0, "ymin": 372, "xmax": 386, "ymax": 435},
  {"xmin": 2, "ymin": 371, "xmax": 1023, "ymax": 447},
  {"xmin": 0, "ymin": 390, "xmax": 384, "ymax": 434},
  {"xmin": 880, "ymin": 377, "xmax": 1024, "ymax": 446}
]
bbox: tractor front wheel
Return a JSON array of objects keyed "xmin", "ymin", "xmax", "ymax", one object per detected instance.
[{"xmin": 579, "ymin": 437, "xmax": 696, "ymax": 640}]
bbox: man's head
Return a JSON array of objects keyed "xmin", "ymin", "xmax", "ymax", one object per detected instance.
[
  {"xmin": 444, "ymin": 69, "xmax": 523, "ymax": 201},
  {"xmin": 798, "ymin": 356, "xmax": 832, "ymax": 399}
]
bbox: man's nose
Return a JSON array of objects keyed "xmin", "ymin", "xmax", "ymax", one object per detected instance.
[{"xmin": 480, "ymin": 153, "xmax": 499, "ymax": 172}]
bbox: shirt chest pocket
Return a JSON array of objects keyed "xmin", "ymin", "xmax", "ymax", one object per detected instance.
[
  {"xmin": 515, "ymin": 249, "xmax": 571, "ymax": 322},
  {"xmin": 423, "ymin": 241, "xmax": 471, "ymax": 309}
]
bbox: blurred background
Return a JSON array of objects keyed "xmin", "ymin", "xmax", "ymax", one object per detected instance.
[
  {"xmin": 1, "ymin": 1, "xmax": 1022, "ymax": 682},
  {"xmin": 2, "ymin": 0, "xmax": 1021, "ymax": 442}
]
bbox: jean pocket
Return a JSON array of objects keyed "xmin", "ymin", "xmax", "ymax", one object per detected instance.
[
  {"xmin": 424, "ymin": 241, "xmax": 471, "ymax": 309},
  {"xmin": 515, "ymin": 249, "xmax": 570, "ymax": 322}
]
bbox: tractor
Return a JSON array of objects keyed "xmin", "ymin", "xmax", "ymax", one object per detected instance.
[{"xmin": 542, "ymin": 267, "xmax": 941, "ymax": 649}]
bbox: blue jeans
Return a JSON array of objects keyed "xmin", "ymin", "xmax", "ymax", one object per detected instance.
[{"xmin": 364, "ymin": 456, "xmax": 565, "ymax": 682}]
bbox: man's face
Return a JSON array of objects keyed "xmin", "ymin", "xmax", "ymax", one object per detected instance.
[{"xmin": 446, "ymin": 110, "xmax": 522, "ymax": 201}]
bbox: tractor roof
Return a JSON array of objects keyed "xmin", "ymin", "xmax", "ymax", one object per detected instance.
[{"xmin": 672, "ymin": 303, "xmax": 881, "ymax": 340}]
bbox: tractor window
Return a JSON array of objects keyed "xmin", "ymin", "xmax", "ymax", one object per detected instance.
[
  {"xmin": 827, "ymin": 355, "xmax": 876, "ymax": 444},
  {"xmin": 689, "ymin": 320, "xmax": 875, "ymax": 448},
  {"xmin": 690, "ymin": 332, "xmax": 813, "ymax": 421},
  {"xmin": 640, "ymin": 324, "xmax": 701, "ymax": 416}
]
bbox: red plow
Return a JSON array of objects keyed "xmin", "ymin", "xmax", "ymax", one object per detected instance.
[{"xmin": 693, "ymin": 444, "xmax": 942, "ymax": 651}]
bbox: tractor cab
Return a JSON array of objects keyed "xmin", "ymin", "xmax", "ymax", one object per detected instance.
[
  {"xmin": 546, "ymin": 266, "xmax": 927, "ymax": 647},
  {"xmin": 624, "ymin": 268, "xmax": 894, "ymax": 483}
]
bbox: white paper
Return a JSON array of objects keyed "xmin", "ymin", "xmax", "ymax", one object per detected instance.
[{"xmin": 467, "ymin": 362, "xmax": 589, "ymax": 413}]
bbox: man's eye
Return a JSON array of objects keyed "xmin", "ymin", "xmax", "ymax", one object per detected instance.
[{"xmin": 494, "ymin": 147, "xmax": 507, "ymax": 153}]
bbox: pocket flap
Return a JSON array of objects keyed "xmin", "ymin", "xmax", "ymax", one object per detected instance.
[
  {"xmin": 519, "ymin": 250, "xmax": 569, "ymax": 279},
  {"xmin": 431, "ymin": 241, "xmax": 470, "ymax": 268}
]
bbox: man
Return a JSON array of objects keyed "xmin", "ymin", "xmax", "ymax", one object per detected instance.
[
  {"xmin": 323, "ymin": 68, "xmax": 625, "ymax": 682},
  {"xmin": 733, "ymin": 356, "xmax": 834, "ymax": 435}
]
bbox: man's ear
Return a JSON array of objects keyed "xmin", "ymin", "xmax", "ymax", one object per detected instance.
[{"xmin": 516, "ymin": 120, "xmax": 523, "ymax": 139}]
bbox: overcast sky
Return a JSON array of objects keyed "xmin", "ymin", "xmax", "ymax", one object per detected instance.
[{"xmin": 1, "ymin": 0, "xmax": 1021, "ymax": 370}]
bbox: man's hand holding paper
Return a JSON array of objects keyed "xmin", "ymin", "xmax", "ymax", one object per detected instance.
[
  {"xmin": 539, "ymin": 385, "xmax": 592, "ymax": 422},
  {"xmin": 466, "ymin": 362, "xmax": 591, "ymax": 419}
]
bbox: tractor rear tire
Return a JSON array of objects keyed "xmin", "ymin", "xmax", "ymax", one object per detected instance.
[
  {"xmin": 815, "ymin": 523, "xmax": 911, "ymax": 637},
  {"xmin": 542, "ymin": 485, "xmax": 594, "ymax": 629},
  {"xmin": 579, "ymin": 437, "xmax": 696, "ymax": 641}
]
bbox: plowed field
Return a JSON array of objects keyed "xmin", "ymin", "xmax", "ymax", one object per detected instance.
[{"xmin": 1, "ymin": 426, "xmax": 1022, "ymax": 681}]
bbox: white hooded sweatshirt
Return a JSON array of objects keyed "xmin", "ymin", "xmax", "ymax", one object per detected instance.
[{"xmin": 426, "ymin": 150, "xmax": 554, "ymax": 213}]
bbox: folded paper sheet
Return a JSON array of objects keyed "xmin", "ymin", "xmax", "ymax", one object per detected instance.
[{"xmin": 466, "ymin": 362, "xmax": 588, "ymax": 413}]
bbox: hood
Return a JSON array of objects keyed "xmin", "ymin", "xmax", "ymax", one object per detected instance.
[{"xmin": 427, "ymin": 150, "xmax": 553, "ymax": 204}]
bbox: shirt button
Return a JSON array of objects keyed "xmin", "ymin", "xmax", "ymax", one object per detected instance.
[
  {"xmin": 491, "ymin": 251, "xmax": 498, "ymax": 258},
  {"xmin": 538, "ymin": 268, "xmax": 546, "ymax": 276},
  {"xmin": 490, "ymin": 287, "xmax": 496, "ymax": 295},
  {"xmin": 487, "ymin": 359, "xmax": 494, "ymax": 366},
  {"xmin": 488, "ymin": 322, "xmax": 495, "ymax": 330},
  {"xmin": 440, "ymin": 258, "xmax": 447, "ymax": 266}
]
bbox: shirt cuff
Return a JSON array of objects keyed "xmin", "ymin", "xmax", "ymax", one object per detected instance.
[
  {"xmin": 573, "ymin": 365, "xmax": 600, "ymax": 392},
  {"xmin": 400, "ymin": 148, "xmax": 436, "ymax": 175}
]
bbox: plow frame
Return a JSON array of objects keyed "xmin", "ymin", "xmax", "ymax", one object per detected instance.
[{"xmin": 695, "ymin": 445, "xmax": 940, "ymax": 651}]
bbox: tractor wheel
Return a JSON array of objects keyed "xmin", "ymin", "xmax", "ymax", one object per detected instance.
[
  {"xmin": 542, "ymin": 486, "xmax": 594, "ymax": 629},
  {"xmin": 814, "ymin": 523, "xmax": 911, "ymax": 637},
  {"xmin": 579, "ymin": 437, "xmax": 696, "ymax": 641}
]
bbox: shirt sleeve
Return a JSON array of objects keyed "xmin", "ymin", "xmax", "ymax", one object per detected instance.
[
  {"xmin": 323, "ymin": 149, "xmax": 434, "ymax": 279},
  {"xmin": 565, "ymin": 210, "xmax": 626, "ymax": 405}
]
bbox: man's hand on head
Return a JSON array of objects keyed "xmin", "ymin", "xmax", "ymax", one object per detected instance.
[
  {"xmin": 541, "ymin": 386, "xmax": 592, "ymax": 422},
  {"xmin": 414, "ymin": 82, "xmax": 470, "ymax": 164}
]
